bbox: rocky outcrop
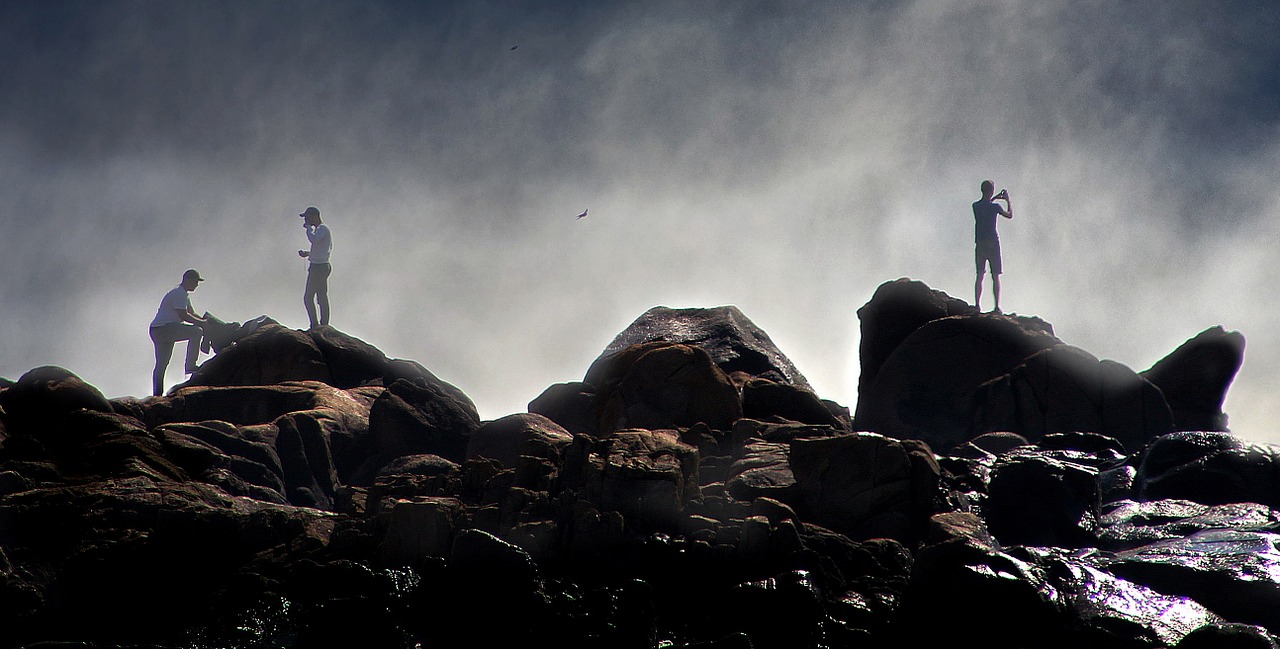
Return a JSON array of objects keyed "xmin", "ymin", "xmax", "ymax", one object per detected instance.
[
  {"xmin": 531, "ymin": 306, "xmax": 845, "ymax": 437},
  {"xmin": 0, "ymin": 279, "xmax": 1266, "ymax": 649},
  {"xmin": 972, "ymin": 346, "xmax": 1176, "ymax": 452},
  {"xmin": 600, "ymin": 305, "xmax": 810, "ymax": 387},
  {"xmin": 1141, "ymin": 326, "xmax": 1246, "ymax": 432},
  {"xmin": 853, "ymin": 311, "xmax": 1061, "ymax": 450},
  {"xmin": 854, "ymin": 277, "xmax": 976, "ymax": 395},
  {"xmin": 853, "ymin": 278, "xmax": 1242, "ymax": 454}
]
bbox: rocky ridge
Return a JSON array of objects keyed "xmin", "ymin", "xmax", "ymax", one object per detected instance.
[{"xmin": 0, "ymin": 277, "xmax": 1265, "ymax": 649}]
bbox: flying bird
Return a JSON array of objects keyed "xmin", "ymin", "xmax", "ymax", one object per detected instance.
[
  {"xmin": 509, "ymin": 45, "xmax": 518, "ymax": 51},
  {"xmin": 576, "ymin": 209, "xmax": 588, "ymax": 219}
]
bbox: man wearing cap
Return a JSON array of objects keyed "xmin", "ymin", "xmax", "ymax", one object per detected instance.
[
  {"xmin": 297, "ymin": 206, "xmax": 332, "ymax": 328},
  {"xmin": 149, "ymin": 269, "xmax": 208, "ymax": 396}
]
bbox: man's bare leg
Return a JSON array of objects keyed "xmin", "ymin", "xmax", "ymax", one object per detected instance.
[{"xmin": 992, "ymin": 274, "xmax": 1002, "ymax": 313}]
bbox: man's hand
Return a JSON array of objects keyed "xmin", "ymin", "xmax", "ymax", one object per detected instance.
[{"xmin": 298, "ymin": 250, "xmax": 309, "ymax": 258}]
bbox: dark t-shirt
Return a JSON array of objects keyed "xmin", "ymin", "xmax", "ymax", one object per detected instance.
[{"xmin": 972, "ymin": 199, "xmax": 1007, "ymax": 242}]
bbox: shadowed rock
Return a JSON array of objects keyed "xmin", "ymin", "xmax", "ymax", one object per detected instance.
[
  {"xmin": 853, "ymin": 313, "xmax": 1061, "ymax": 451},
  {"xmin": 855, "ymin": 278, "xmax": 976, "ymax": 395},
  {"xmin": 1142, "ymin": 326, "xmax": 1246, "ymax": 432},
  {"xmin": 972, "ymin": 346, "xmax": 1175, "ymax": 452},
  {"xmin": 789, "ymin": 432, "xmax": 939, "ymax": 545},
  {"xmin": 184, "ymin": 324, "xmax": 333, "ymax": 389},
  {"xmin": 466, "ymin": 413, "xmax": 573, "ymax": 468},
  {"xmin": 592, "ymin": 342, "xmax": 743, "ymax": 434},
  {"xmin": 0, "ymin": 366, "xmax": 113, "ymax": 439}
]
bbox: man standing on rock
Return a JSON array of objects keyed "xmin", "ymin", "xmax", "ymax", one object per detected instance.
[
  {"xmin": 149, "ymin": 269, "xmax": 208, "ymax": 396},
  {"xmin": 297, "ymin": 206, "xmax": 333, "ymax": 329},
  {"xmin": 973, "ymin": 180, "xmax": 1013, "ymax": 313}
]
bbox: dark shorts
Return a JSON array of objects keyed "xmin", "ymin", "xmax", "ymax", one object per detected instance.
[
  {"xmin": 975, "ymin": 238, "xmax": 1002, "ymax": 275},
  {"xmin": 305, "ymin": 263, "xmax": 332, "ymax": 295}
]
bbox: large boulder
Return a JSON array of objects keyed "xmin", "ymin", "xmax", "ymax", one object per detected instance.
[
  {"xmin": 184, "ymin": 324, "xmax": 333, "ymax": 388},
  {"xmin": 143, "ymin": 381, "xmax": 379, "ymax": 508},
  {"xmin": 0, "ymin": 366, "xmax": 113, "ymax": 439},
  {"xmin": 789, "ymin": 432, "xmax": 939, "ymax": 544},
  {"xmin": 741, "ymin": 378, "xmax": 846, "ymax": 428},
  {"xmin": 853, "ymin": 313, "xmax": 1061, "ymax": 451},
  {"xmin": 356, "ymin": 378, "xmax": 481, "ymax": 484},
  {"xmin": 855, "ymin": 278, "xmax": 975, "ymax": 395},
  {"xmin": 561, "ymin": 429, "xmax": 700, "ymax": 532},
  {"xmin": 972, "ymin": 346, "xmax": 1175, "ymax": 452},
  {"xmin": 1132, "ymin": 431, "xmax": 1280, "ymax": 509},
  {"xmin": 307, "ymin": 325, "xmax": 391, "ymax": 388},
  {"xmin": 466, "ymin": 413, "xmax": 573, "ymax": 468},
  {"xmin": 528, "ymin": 381, "xmax": 599, "ymax": 435},
  {"xmin": 726, "ymin": 441, "xmax": 796, "ymax": 503},
  {"xmin": 1141, "ymin": 326, "xmax": 1246, "ymax": 432},
  {"xmin": 183, "ymin": 322, "xmax": 402, "ymax": 391},
  {"xmin": 984, "ymin": 449, "xmax": 1101, "ymax": 549},
  {"xmin": 597, "ymin": 305, "xmax": 810, "ymax": 387},
  {"xmin": 592, "ymin": 343, "xmax": 743, "ymax": 434}
]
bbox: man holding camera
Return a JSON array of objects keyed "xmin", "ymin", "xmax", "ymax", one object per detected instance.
[
  {"xmin": 298, "ymin": 206, "xmax": 333, "ymax": 329},
  {"xmin": 973, "ymin": 180, "xmax": 1013, "ymax": 313}
]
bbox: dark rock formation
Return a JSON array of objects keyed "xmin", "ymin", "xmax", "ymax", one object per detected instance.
[
  {"xmin": 532, "ymin": 306, "xmax": 844, "ymax": 437},
  {"xmin": 0, "ymin": 282, "xmax": 1265, "ymax": 649},
  {"xmin": 973, "ymin": 346, "xmax": 1175, "ymax": 452},
  {"xmin": 600, "ymin": 305, "xmax": 810, "ymax": 387},
  {"xmin": 1142, "ymin": 326, "xmax": 1246, "ymax": 432},
  {"xmin": 854, "ymin": 277, "xmax": 976, "ymax": 395},
  {"xmin": 854, "ymin": 312, "xmax": 1061, "ymax": 450},
  {"xmin": 853, "ymin": 277, "xmax": 1243, "ymax": 455}
]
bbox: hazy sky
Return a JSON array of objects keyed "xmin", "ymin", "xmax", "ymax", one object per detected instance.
[{"xmin": 2, "ymin": 1, "xmax": 1277, "ymax": 442}]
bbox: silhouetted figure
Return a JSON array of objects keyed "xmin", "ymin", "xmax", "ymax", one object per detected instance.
[
  {"xmin": 297, "ymin": 206, "xmax": 332, "ymax": 328},
  {"xmin": 973, "ymin": 180, "xmax": 1014, "ymax": 313},
  {"xmin": 149, "ymin": 269, "xmax": 208, "ymax": 396}
]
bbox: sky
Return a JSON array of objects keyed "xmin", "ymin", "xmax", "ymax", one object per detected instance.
[{"xmin": 2, "ymin": 1, "xmax": 1278, "ymax": 442}]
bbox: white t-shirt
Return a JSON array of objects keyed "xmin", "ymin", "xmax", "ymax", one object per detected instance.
[
  {"xmin": 307, "ymin": 223, "xmax": 333, "ymax": 264},
  {"xmin": 150, "ymin": 286, "xmax": 191, "ymax": 328}
]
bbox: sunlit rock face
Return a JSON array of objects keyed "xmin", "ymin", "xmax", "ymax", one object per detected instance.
[{"xmin": 0, "ymin": 282, "xmax": 1269, "ymax": 648}]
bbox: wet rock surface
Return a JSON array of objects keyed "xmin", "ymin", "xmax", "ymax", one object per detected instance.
[{"xmin": 0, "ymin": 280, "xmax": 1267, "ymax": 648}]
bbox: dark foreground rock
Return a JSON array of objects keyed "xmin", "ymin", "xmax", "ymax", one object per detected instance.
[{"xmin": 0, "ymin": 279, "xmax": 1265, "ymax": 649}]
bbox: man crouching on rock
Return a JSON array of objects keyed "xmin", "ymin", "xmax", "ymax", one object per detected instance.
[{"xmin": 149, "ymin": 269, "xmax": 208, "ymax": 396}]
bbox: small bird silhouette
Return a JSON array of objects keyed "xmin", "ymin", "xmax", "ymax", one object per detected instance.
[
  {"xmin": 576, "ymin": 208, "xmax": 588, "ymax": 219},
  {"xmin": 509, "ymin": 45, "xmax": 518, "ymax": 51}
]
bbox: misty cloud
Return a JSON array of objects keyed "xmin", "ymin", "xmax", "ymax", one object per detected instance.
[{"xmin": 2, "ymin": 1, "xmax": 1276, "ymax": 440}]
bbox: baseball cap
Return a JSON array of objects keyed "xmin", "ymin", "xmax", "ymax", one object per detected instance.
[
  {"xmin": 299, "ymin": 206, "xmax": 320, "ymax": 218},
  {"xmin": 183, "ymin": 269, "xmax": 204, "ymax": 283}
]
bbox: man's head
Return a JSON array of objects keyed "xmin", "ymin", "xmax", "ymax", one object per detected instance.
[
  {"xmin": 300, "ymin": 206, "xmax": 322, "ymax": 225},
  {"xmin": 980, "ymin": 180, "xmax": 995, "ymax": 199},
  {"xmin": 181, "ymin": 269, "xmax": 204, "ymax": 291}
]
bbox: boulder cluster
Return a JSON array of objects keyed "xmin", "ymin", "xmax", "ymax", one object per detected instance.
[{"xmin": 0, "ymin": 278, "xmax": 1267, "ymax": 649}]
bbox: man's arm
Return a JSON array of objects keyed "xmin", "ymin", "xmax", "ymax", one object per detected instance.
[
  {"xmin": 178, "ymin": 308, "xmax": 206, "ymax": 325},
  {"xmin": 1001, "ymin": 198, "xmax": 1014, "ymax": 219}
]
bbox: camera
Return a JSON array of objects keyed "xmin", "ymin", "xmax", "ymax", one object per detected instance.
[{"xmin": 994, "ymin": 189, "xmax": 1009, "ymax": 201}]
